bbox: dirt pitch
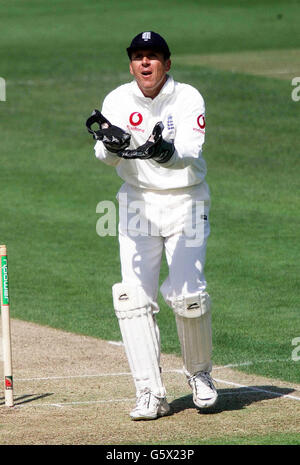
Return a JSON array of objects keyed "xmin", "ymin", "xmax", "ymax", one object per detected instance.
[{"xmin": 0, "ymin": 319, "xmax": 299, "ymax": 445}]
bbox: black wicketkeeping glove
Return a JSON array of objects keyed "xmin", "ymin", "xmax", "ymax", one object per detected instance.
[
  {"xmin": 117, "ymin": 122, "xmax": 175, "ymax": 163},
  {"xmin": 86, "ymin": 109, "xmax": 131, "ymax": 153}
]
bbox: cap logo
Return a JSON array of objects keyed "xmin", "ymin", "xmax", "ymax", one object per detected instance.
[{"xmin": 142, "ymin": 32, "xmax": 151, "ymax": 41}]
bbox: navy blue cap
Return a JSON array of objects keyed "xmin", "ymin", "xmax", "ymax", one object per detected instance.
[{"xmin": 127, "ymin": 31, "xmax": 171, "ymax": 59}]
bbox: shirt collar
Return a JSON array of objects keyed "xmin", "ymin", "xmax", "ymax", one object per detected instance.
[{"xmin": 131, "ymin": 74, "xmax": 174, "ymax": 101}]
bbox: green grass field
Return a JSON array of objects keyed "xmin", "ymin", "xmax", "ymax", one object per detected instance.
[{"xmin": 0, "ymin": 0, "xmax": 299, "ymax": 444}]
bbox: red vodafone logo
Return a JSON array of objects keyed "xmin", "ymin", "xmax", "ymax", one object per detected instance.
[
  {"xmin": 129, "ymin": 112, "xmax": 143, "ymax": 126},
  {"xmin": 197, "ymin": 114, "xmax": 205, "ymax": 129}
]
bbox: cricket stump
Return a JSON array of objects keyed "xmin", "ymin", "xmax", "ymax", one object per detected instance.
[{"xmin": 0, "ymin": 245, "xmax": 14, "ymax": 407}]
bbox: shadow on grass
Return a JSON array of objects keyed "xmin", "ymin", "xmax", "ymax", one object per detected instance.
[
  {"xmin": 0, "ymin": 392, "xmax": 53, "ymax": 406},
  {"xmin": 169, "ymin": 386, "xmax": 296, "ymax": 416}
]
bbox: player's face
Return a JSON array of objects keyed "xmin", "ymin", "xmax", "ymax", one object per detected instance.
[{"xmin": 129, "ymin": 49, "xmax": 171, "ymax": 99}]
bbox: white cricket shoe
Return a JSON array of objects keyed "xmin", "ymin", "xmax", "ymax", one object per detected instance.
[
  {"xmin": 130, "ymin": 389, "xmax": 171, "ymax": 421},
  {"xmin": 188, "ymin": 371, "xmax": 218, "ymax": 408}
]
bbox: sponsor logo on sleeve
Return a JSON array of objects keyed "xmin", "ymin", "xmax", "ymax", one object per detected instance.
[{"xmin": 193, "ymin": 114, "xmax": 205, "ymax": 134}]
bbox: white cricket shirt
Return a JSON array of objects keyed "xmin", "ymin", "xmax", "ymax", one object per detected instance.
[{"xmin": 94, "ymin": 75, "xmax": 208, "ymax": 191}]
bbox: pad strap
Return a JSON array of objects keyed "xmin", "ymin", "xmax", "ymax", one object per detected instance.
[{"xmin": 172, "ymin": 292, "xmax": 210, "ymax": 318}]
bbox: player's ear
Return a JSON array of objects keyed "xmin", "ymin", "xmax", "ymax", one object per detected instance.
[
  {"xmin": 165, "ymin": 59, "xmax": 171, "ymax": 72},
  {"xmin": 129, "ymin": 61, "xmax": 134, "ymax": 76}
]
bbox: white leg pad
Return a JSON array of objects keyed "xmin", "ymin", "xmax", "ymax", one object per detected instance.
[
  {"xmin": 112, "ymin": 283, "xmax": 166, "ymax": 397},
  {"xmin": 172, "ymin": 292, "xmax": 212, "ymax": 376}
]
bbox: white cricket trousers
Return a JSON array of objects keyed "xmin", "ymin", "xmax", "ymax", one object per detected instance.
[{"xmin": 117, "ymin": 181, "xmax": 211, "ymax": 309}]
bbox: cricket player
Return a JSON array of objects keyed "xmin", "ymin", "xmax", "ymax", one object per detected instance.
[{"xmin": 87, "ymin": 31, "xmax": 218, "ymax": 420}]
